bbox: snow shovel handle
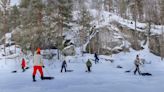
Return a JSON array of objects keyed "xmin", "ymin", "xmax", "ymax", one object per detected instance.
[{"xmin": 44, "ymin": 67, "xmax": 51, "ymax": 77}]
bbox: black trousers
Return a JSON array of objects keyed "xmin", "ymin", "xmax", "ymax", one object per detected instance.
[
  {"xmin": 22, "ymin": 66, "xmax": 25, "ymax": 72},
  {"xmin": 95, "ymin": 58, "xmax": 99, "ymax": 64},
  {"xmin": 134, "ymin": 65, "xmax": 141, "ymax": 75},
  {"xmin": 87, "ymin": 66, "xmax": 91, "ymax": 72},
  {"xmin": 61, "ymin": 66, "xmax": 66, "ymax": 72}
]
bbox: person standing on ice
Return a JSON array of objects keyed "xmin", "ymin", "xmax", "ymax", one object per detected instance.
[
  {"xmin": 94, "ymin": 53, "xmax": 99, "ymax": 64},
  {"xmin": 134, "ymin": 55, "xmax": 141, "ymax": 75},
  {"xmin": 61, "ymin": 60, "xmax": 67, "ymax": 73},
  {"xmin": 32, "ymin": 48, "xmax": 44, "ymax": 82},
  {"xmin": 86, "ymin": 59, "xmax": 92, "ymax": 72},
  {"xmin": 21, "ymin": 58, "xmax": 26, "ymax": 72}
]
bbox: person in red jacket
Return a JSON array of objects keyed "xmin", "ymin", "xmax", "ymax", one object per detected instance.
[{"xmin": 21, "ymin": 58, "xmax": 26, "ymax": 72}]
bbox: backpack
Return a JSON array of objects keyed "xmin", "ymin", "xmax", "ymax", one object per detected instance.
[{"xmin": 86, "ymin": 60, "xmax": 92, "ymax": 67}]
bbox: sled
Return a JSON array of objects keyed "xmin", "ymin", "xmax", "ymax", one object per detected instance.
[
  {"xmin": 11, "ymin": 70, "xmax": 17, "ymax": 73},
  {"xmin": 116, "ymin": 65, "xmax": 123, "ymax": 69},
  {"xmin": 141, "ymin": 73, "xmax": 152, "ymax": 76},
  {"xmin": 85, "ymin": 70, "xmax": 92, "ymax": 72},
  {"xmin": 66, "ymin": 70, "xmax": 74, "ymax": 72},
  {"xmin": 25, "ymin": 67, "xmax": 29, "ymax": 69},
  {"xmin": 125, "ymin": 70, "xmax": 131, "ymax": 73},
  {"xmin": 42, "ymin": 76, "xmax": 54, "ymax": 80}
]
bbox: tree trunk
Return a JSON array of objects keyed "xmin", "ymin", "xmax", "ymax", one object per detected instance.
[{"xmin": 57, "ymin": 49, "xmax": 60, "ymax": 60}]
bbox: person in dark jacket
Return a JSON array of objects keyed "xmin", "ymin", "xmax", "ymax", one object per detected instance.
[
  {"xmin": 86, "ymin": 59, "xmax": 92, "ymax": 72},
  {"xmin": 134, "ymin": 55, "xmax": 141, "ymax": 75},
  {"xmin": 94, "ymin": 53, "xmax": 99, "ymax": 64},
  {"xmin": 61, "ymin": 60, "xmax": 67, "ymax": 72}
]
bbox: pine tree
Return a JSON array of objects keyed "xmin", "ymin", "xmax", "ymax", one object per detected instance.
[
  {"xmin": 44, "ymin": 0, "xmax": 58, "ymax": 49},
  {"xmin": 128, "ymin": 0, "xmax": 140, "ymax": 50},
  {"xmin": 160, "ymin": 31, "xmax": 164, "ymax": 60},
  {"xmin": 135, "ymin": 0, "xmax": 143, "ymax": 21},
  {"xmin": 160, "ymin": 0, "xmax": 164, "ymax": 24},
  {"xmin": 0, "ymin": 9, "xmax": 3, "ymax": 37},
  {"xmin": 159, "ymin": 0, "xmax": 164, "ymax": 59},
  {"xmin": 27, "ymin": 0, "xmax": 44, "ymax": 53},
  {"xmin": 9, "ymin": 5, "xmax": 20, "ymax": 30},
  {"xmin": 0, "ymin": 0, "xmax": 10, "ymax": 55},
  {"xmin": 0, "ymin": 0, "xmax": 10, "ymax": 34},
  {"xmin": 19, "ymin": 0, "xmax": 31, "ymax": 8},
  {"xmin": 13, "ymin": 0, "xmax": 45, "ymax": 54},
  {"xmin": 54, "ymin": 0, "xmax": 73, "ymax": 59},
  {"xmin": 8, "ymin": 5, "xmax": 20, "ymax": 53},
  {"xmin": 79, "ymin": 7, "xmax": 92, "ymax": 32},
  {"xmin": 56, "ymin": 0, "xmax": 73, "ymax": 36},
  {"xmin": 119, "ymin": 0, "xmax": 127, "ymax": 19}
]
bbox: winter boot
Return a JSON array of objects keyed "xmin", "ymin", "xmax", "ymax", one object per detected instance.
[
  {"xmin": 61, "ymin": 67, "xmax": 63, "ymax": 73},
  {"xmin": 41, "ymin": 76, "xmax": 44, "ymax": 80},
  {"xmin": 22, "ymin": 67, "xmax": 25, "ymax": 72},
  {"xmin": 22, "ymin": 69, "xmax": 25, "ymax": 72},
  {"xmin": 33, "ymin": 75, "xmax": 36, "ymax": 82}
]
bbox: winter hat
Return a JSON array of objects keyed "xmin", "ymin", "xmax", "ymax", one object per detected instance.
[
  {"xmin": 136, "ymin": 54, "xmax": 139, "ymax": 57},
  {"xmin": 37, "ymin": 48, "xmax": 41, "ymax": 54}
]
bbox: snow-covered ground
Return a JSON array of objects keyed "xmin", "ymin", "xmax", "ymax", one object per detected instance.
[{"xmin": 0, "ymin": 44, "xmax": 164, "ymax": 92}]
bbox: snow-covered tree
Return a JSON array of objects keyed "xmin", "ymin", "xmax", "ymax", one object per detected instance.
[{"xmin": 78, "ymin": 3, "xmax": 93, "ymax": 54}]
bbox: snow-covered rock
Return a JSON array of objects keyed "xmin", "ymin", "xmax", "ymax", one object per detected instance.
[
  {"xmin": 62, "ymin": 45, "xmax": 76, "ymax": 56},
  {"xmin": 86, "ymin": 26, "xmax": 123, "ymax": 55}
]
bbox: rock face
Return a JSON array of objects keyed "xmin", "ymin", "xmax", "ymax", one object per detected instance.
[
  {"xmin": 117, "ymin": 24, "xmax": 146, "ymax": 50},
  {"xmin": 86, "ymin": 27, "xmax": 124, "ymax": 55},
  {"xmin": 86, "ymin": 22, "xmax": 163, "ymax": 57},
  {"xmin": 116, "ymin": 22, "xmax": 164, "ymax": 57},
  {"xmin": 149, "ymin": 35, "xmax": 161, "ymax": 56},
  {"xmin": 62, "ymin": 45, "xmax": 75, "ymax": 56}
]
